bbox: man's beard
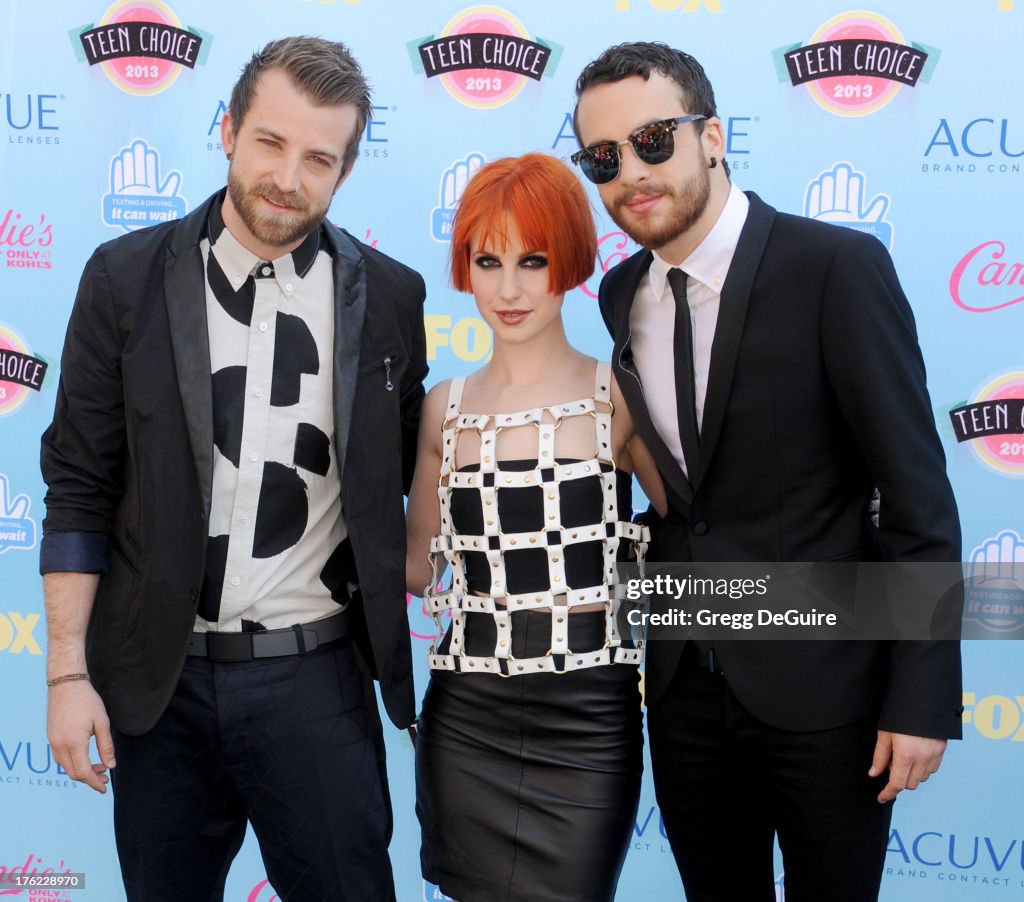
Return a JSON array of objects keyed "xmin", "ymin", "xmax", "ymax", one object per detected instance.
[
  {"xmin": 608, "ymin": 149, "xmax": 711, "ymax": 251},
  {"xmin": 226, "ymin": 166, "xmax": 328, "ymax": 250}
]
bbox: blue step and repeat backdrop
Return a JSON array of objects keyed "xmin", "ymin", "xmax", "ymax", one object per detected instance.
[{"xmin": 2, "ymin": 1, "xmax": 1023, "ymax": 900}]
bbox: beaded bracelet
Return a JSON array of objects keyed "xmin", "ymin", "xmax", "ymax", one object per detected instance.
[{"xmin": 46, "ymin": 673, "xmax": 91, "ymax": 687}]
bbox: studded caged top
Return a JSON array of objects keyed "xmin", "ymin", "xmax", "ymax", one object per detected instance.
[{"xmin": 424, "ymin": 361, "xmax": 650, "ymax": 676}]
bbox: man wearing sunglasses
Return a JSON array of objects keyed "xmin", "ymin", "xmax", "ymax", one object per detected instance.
[{"xmin": 572, "ymin": 42, "xmax": 961, "ymax": 902}]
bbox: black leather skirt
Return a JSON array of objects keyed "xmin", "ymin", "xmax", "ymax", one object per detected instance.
[{"xmin": 416, "ymin": 610, "xmax": 643, "ymax": 902}]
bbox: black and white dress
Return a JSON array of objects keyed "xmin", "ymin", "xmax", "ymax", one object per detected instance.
[{"xmin": 415, "ymin": 362, "xmax": 649, "ymax": 902}]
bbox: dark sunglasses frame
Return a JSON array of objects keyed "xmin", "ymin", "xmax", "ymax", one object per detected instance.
[{"xmin": 571, "ymin": 114, "xmax": 708, "ymax": 185}]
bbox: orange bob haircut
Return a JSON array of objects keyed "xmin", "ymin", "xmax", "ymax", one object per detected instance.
[{"xmin": 450, "ymin": 152, "xmax": 597, "ymax": 295}]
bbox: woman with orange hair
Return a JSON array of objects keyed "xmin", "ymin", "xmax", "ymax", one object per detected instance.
[{"xmin": 406, "ymin": 152, "xmax": 665, "ymax": 901}]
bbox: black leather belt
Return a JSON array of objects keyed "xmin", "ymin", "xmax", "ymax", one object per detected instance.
[{"xmin": 187, "ymin": 612, "xmax": 351, "ymax": 662}]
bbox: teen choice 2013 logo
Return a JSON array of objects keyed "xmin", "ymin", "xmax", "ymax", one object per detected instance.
[
  {"xmin": 774, "ymin": 11, "xmax": 939, "ymax": 117},
  {"xmin": 71, "ymin": 0, "xmax": 212, "ymax": 96},
  {"xmin": 949, "ymin": 371, "xmax": 1024, "ymax": 477},
  {"xmin": 0, "ymin": 324, "xmax": 48, "ymax": 418},
  {"xmin": 409, "ymin": 6, "xmax": 561, "ymax": 109}
]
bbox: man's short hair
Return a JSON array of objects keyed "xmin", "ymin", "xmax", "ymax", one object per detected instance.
[
  {"xmin": 229, "ymin": 35, "xmax": 372, "ymax": 177},
  {"xmin": 573, "ymin": 41, "xmax": 729, "ymax": 177},
  {"xmin": 450, "ymin": 153, "xmax": 596, "ymax": 296}
]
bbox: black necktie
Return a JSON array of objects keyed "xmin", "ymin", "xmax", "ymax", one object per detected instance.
[{"xmin": 667, "ymin": 267, "xmax": 701, "ymax": 479}]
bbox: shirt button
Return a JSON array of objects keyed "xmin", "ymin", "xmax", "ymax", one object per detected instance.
[
  {"xmin": 261, "ymin": 266, "xmax": 272, "ymax": 277},
  {"xmin": 254, "ymin": 387, "xmax": 264, "ymax": 398},
  {"xmin": 230, "ymin": 576, "xmax": 241, "ymax": 587},
  {"xmin": 240, "ymin": 515, "xmax": 249, "ymax": 525},
  {"xmin": 249, "ymin": 452, "xmax": 259, "ymax": 462},
  {"xmin": 233, "ymin": 276, "xmax": 242, "ymax": 287},
  {"xmin": 258, "ymin": 322, "xmax": 269, "ymax": 333},
  {"xmin": 285, "ymin": 283, "xmax": 293, "ymax": 293}
]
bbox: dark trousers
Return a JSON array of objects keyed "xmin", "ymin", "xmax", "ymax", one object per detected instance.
[
  {"xmin": 110, "ymin": 640, "xmax": 395, "ymax": 902},
  {"xmin": 648, "ymin": 648, "xmax": 893, "ymax": 902}
]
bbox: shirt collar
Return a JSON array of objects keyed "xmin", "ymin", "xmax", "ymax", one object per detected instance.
[
  {"xmin": 648, "ymin": 183, "xmax": 750, "ymax": 302},
  {"xmin": 208, "ymin": 198, "xmax": 326, "ymax": 287}
]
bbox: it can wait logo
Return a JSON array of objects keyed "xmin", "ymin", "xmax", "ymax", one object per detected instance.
[{"xmin": 70, "ymin": 0, "xmax": 212, "ymax": 96}]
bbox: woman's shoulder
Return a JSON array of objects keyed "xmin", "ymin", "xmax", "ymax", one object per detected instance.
[
  {"xmin": 424, "ymin": 378, "xmax": 453, "ymax": 403},
  {"xmin": 419, "ymin": 380, "xmax": 460, "ymax": 446},
  {"xmin": 423, "ymin": 378, "xmax": 458, "ymax": 418}
]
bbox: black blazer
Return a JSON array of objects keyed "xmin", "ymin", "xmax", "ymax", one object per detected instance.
[
  {"xmin": 601, "ymin": 192, "xmax": 962, "ymax": 738},
  {"xmin": 41, "ymin": 191, "xmax": 427, "ymax": 734}
]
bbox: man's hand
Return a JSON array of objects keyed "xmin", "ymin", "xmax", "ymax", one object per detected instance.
[
  {"xmin": 47, "ymin": 679, "xmax": 116, "ymax": 794},
  {"xmin": 869, "ymin": 730, "xmax": 946, "ymax": 804}
]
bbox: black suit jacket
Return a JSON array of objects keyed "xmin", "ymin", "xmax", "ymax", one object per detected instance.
[
  {"xmin": 601, "ymin": 192, "xmax": 962, "ymax": 738},
  {"xmin": 41, "ymin": 190, "xmax": 427, "ymax": 734}
]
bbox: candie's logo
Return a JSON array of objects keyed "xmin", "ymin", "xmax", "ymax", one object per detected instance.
[
  {"xmin": 581, "ymin": 231, "xmax": 638, "ymax": 301},
  {"xmin": 950, "ymin": 240, "xmax": 1024, "ymax": 313},
  {"xmin": 0, "ymin": 324, "xmax": 47, "ymax": 418},
  {"xmin": 0, "ymin": 855, "xmax": 77, "ymax": 895},
  {"xmin": 949, "ymin": 371, "xmax": 1024, "ymax": 476},
  {"xmin": 1, "ymin": 209, "xmax": 53, "ymax": 271},
  {"xmin": 409, "ymin": 7, "xmax": 561, "ymax": 109},
  {"xmin": 245, "ymin": 879, "xmax": 281, "ymax": 902},
  {"xmin": 774, "ymin": 11, "xmax": 938, "ymax": 117},
  {"xmin": 70, "ymin": 0, "xmax": 211, "ymax": 96}
]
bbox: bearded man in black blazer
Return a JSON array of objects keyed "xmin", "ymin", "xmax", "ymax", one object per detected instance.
[
  {"xmin": 40, "ymin": 37, "xmax": 426, "ymax": 902},
  {"xmin": 572, "ymin": 42, "xmax": 961, "ymax": 902}
]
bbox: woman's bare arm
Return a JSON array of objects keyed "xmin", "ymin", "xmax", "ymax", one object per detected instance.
[
  {"xmin": 405, "ymin": 382, "xmax": 449, "ymax": 596},
  {"xmin": 611, "ymin": 372, "xmax": 668, "ymax": 517}
]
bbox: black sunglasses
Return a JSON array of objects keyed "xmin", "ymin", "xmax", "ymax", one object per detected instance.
[{"xmin": 571, "ymin": 115, "xmax": 707, "ymax": 185}]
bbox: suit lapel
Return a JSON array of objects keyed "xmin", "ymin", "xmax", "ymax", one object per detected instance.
[
  {"xmin": 694, "ymin": 192, "xmax": 776, "ymax": 489},
  {"xmin": 164, "ymin": 195, "xmax": 218, "ymax": 513},
  {"xmin": 326, "ymin": 226, "xmax": 367, "ymax": 482},
  {"xmin": 608, "ymin": 250, "xmax": 694, "ymax": 508}
]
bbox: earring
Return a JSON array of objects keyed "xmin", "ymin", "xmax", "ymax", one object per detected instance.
[{"xmin": 709, "ymin": 157, "xmax": 718, "ymax": 169}]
